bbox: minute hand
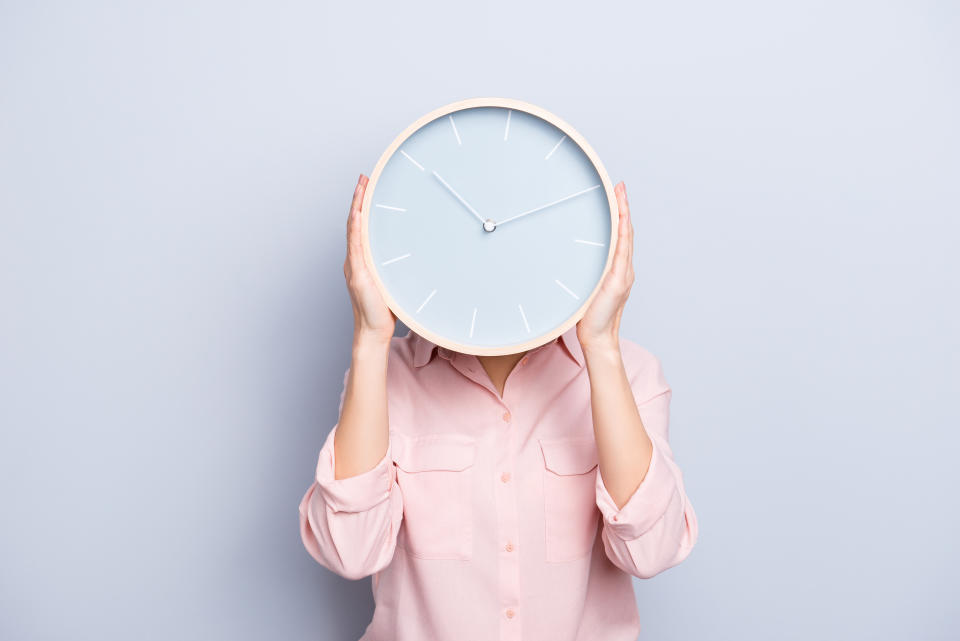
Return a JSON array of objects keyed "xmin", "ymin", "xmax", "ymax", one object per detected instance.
[{"xmin": 496, "ymin": 184, "xmax": 602, "ymax": 227}]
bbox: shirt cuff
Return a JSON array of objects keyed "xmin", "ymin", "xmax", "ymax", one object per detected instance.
[
  {"xmin": 595, "ymin": 437, "xmax": 679, "ymax": 540},
  {"xmin": 315, "ymin": 426, "xmax": 396, "ymax": 514}
]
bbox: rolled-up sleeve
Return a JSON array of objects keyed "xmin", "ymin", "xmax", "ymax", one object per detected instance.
[
  {"xmin": 298, "ymin": 369, "xmax": 404, "ymax": 580},
  {"xmin": 594, "ymin": 355, "xmax": 699, "ymax": 579}
]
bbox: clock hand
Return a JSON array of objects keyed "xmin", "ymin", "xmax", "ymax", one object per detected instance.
[
  {"xmin": 495, "ymin": 184, "xmax": 602, "ymax": 226},
  {"xmin": 432, "ymin": 171, "xmax": 486, "ymax": 224}
]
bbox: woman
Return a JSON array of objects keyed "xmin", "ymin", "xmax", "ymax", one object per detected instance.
[{"xmin": 299, "ymin": 175, "xmax": 699, "ymax": 640}]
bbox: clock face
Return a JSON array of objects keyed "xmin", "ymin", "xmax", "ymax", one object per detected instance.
[{"xmin": 363, "ymin": 99, "xmax": 616, "ymax": 355}]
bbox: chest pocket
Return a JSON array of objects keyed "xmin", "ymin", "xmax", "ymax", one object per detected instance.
[
  {"xmin": 539, "ymin": 436, "xmax": 601, "ymax": 563},
  {"xmin": 393, "ymin": 432, "xmax": 477, "ymax": 560}
]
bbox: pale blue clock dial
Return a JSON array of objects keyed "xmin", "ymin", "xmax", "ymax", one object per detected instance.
[{"xmin": 368, "ymin": 106, "xmax": 611, "ymax": 350}]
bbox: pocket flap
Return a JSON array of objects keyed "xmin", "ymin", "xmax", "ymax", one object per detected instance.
[
  {"xmin": 393, "ymin": 433, "xmax": 477, "ymax": 473},
  {"xmin": 539, "ymin": 436, "xmax": 599, "ymax": 475}
]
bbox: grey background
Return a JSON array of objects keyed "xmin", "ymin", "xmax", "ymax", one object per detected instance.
[{"xmin": 1, "ymin": 1, "xmax": 957, "ymax": 640}]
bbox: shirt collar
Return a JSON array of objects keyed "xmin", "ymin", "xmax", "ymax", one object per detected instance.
[{"xmin": 410, "ymin": 325, "xmax": 584, "ymax": 368}]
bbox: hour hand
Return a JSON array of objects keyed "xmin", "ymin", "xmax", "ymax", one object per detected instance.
[{"xmin": 432, "ymin": 171, "xmax": 486, "ymax": 224}]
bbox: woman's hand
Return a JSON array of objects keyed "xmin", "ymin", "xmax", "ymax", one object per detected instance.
[
  {"xmin": 345, "ymin": 174, "xmax": 397, "ymax": 346},
  {"xmin": 576, "ymin": 181, "xmax": 634, "ymax": 353}
]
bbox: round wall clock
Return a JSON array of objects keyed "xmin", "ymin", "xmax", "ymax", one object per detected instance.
[{"xmin": 360, "ymin": 97, "xmax": 618, "ymax": 356}]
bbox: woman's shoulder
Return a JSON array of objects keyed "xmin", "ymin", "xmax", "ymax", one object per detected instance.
[
  {"xmin": 382, "ymin": 331, "xmax": 431, "ymax": 383},
  {"xmin": 386, "ymin": 329, "xmax": 431, "ymax": 369},
  {"xmin": 617, "ymin": 336, "xmax": 670, "ymax": 390},
  {"xmin": 618, "ymin": 335, "xmax": 661, "ymax": 366}
]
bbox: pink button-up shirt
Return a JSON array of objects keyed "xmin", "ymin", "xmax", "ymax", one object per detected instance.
[{"xmin": 299, "ymin": 326, "xmax": 698, "ymax": 641}]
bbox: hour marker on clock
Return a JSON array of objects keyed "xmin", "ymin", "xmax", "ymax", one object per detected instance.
[
  {"xmin": 416, "ymin": 288, "xmax": 437, "ymax": 314},
  {"xmin": 375, "ymin": 204, "xmax": 407, "ymax": 212},
  {"xmin": 504, "ymin": 110, "xmax": 512, "ymax": 141},
  {"xmin": 518, "ymin": 303, "xmax": 531, "ymax": 334},
  {"xmin": 469, "ymin": 307, "xmax": 477, "ymax": 338},
  {"xmin": 555, "ymin": 279, "xmax": 580, "ymax": 300},
  {"xmin": 381, "ymin": 253, "xmax": 412, "ymax": 266},
  {"xmin": 399, "ymin": 149, "xmax": 425, "ymax": 171},
  {"xmin": 544, "ymin": 134, "xmax": 567, "ymax": 160},
  {"xmin": 574, "ymin": 239, "xmax": 605, "ymax": 246},
  {"xmin": 449, "ymin": 115, "xmax": 462, "ymax": 146}
]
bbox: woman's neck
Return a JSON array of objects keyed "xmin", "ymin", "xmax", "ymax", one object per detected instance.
[{"xmin": 476, "ymin": 352, "xmax": 528, "ymax": 398}]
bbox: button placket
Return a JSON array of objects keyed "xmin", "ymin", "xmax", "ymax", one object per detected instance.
[{"xmin": 495, "ymin": 409, "xmax": 521, "ymax": 641}]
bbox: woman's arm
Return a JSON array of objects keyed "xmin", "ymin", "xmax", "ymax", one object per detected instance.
[
  {"xmin": 299, "ymin": 175, "xmax": 404, "ymax": 580},
  {"xmin": 577, "ymin": 182, "xmax": 698, "ymax": 579},
  {"xmin": 583, "ymin": 343, "xmax": 652, "ymax": 511},
  {"xmin": 333, "ymin": 175, "xmax": 395, "ymax": 478}
]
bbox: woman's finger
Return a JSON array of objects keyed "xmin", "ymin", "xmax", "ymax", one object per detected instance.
[
  {"xmin": 350, "ymin": 174, "xmax": 365, "ymax": 213},
  {"xmin": 620, "ymin": 182, "xmax": 634, "ymax": 270},
  {"xmin": 347, "ymin": 175, "xmax": 368, "ymax": 274},
  {"xmin": 612, "ymin": 182, "xmax": 630, "ymax": 283},
  {"xmin": 345, "ymin": 178, "xmax": 361, "ymax": 259}
]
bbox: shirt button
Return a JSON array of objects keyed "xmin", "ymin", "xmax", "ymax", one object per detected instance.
[
  {"xmin": 613, "ymin": 515, "xmax": 619, "ymax": 522},
  {"xmin": 502, "ymin": 411, "xmax": 511, "ymax": 422},
  {"xmin": 500, "ymin": 472, "xmax": 511, "ymax": 483},
  {"xmin": 504, "ymin": 541, "xmax": 514, "ymax": 552},
  {"xmin": 505, "ymin": 609, "xmax": 516, "ymax": 619}
]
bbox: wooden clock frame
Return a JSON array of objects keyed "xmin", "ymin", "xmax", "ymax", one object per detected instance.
[{"xmin": 360, "ymin": 97, "xmax": 619, "ymax": 356}]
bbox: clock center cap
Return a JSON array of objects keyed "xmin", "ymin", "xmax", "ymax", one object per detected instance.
[{"xmin": 483, "ymin": 219, "xmax": 497, "ymax": 232}]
